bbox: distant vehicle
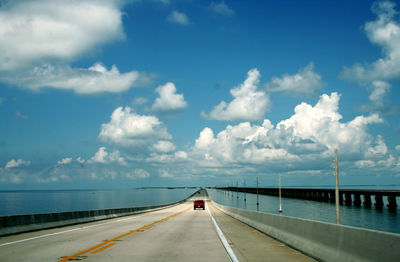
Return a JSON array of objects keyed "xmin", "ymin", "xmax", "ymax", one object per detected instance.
[{"xmin": 193, "ymin": 200, "xmax": 205, "ymax": 210}]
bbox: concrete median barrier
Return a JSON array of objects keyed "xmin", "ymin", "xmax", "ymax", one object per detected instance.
[
  {"xmin": 0, "ymin": 190, "xmax": 200, "ymax": 237},
  {"xmin": 212, "ymin": 201, "xmax": 400, "ymax": 262}
]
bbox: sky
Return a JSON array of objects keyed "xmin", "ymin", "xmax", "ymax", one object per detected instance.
[{"xmin": 0, "ymin": 0, "xmax": 400, "ymax": 190}]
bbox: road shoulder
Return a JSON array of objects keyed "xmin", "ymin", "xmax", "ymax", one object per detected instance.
[{"xmin": 208, "ymin": 202, "xmax": 315, "ymax": 262}]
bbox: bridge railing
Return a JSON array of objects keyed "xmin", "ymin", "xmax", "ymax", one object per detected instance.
[{"xmin": 212, "ymin": 199, "xmax": 400, "ymax": 262}]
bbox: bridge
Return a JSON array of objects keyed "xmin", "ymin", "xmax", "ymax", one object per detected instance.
[
  {"xmin": 1, "ymin": 189, "xmax": 399, "ymax": 261},
  {"xmin": 217, "ymin": 187, "xmax": 400, "ymax": 210}
]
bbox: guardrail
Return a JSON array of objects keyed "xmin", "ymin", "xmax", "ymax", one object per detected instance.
[
  {"xmin": 0, "ymin": 190, "xmax": 200, "ymax": 237},
  {"xmin": 212, "ymin": 200, "xmax": 400, "ymax": 262}
]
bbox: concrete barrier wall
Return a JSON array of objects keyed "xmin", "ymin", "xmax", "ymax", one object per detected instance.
[
  {"xmin": 212, "ymin": 201, "xmax": 400, "ymax": 262},
  {"xmin": 0, "ymin": 190, "xmax": 200, "ymax": 237}
]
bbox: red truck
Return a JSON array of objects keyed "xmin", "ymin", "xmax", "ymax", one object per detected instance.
[{"xmin": 193, "ymin": 200, "xmax": 205, "ymax": 210}]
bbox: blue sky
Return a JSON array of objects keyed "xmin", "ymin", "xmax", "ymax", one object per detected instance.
[{"xmin": 0, "ymin": 0, "xmax": 399, "ymax": 189}]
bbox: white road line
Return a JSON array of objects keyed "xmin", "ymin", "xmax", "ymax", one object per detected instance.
[
  {"xmin": 0, "ymin": 215, "xmax": 137, "ymax": 247},
  {"xmin": 0, "ymin": 204, "xmax": 188, "ymax": 247},
  {"xmin": 206, "ymin": 202, "xmax": 239, "ymax": 262}
]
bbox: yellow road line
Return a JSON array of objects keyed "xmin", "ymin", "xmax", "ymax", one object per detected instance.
[
  {"xmin": 60, "ymin": 206, "xmax": 190, "ymax": 261},
  {"xmin": 90, "ymin": 243, "xmax": 115, "ymax": 254}
]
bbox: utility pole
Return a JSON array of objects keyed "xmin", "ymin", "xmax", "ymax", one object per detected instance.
[
  {"xmin": 244, "ymin": 179, "xmax": 246, "ymax": 203},
  {"xmin": 236, "ymin": 181, "xmax": 239, "ymax": 200},
  {"xmin": 279, "ymin": 174, "xmax": 282, "ymax": 213},
  {"xmin": 334, "ymin": 149, "xmax": 340, "ymax": 224},
  {"xmin": 256, "ymin": 176, "xmax": 259, "ymax": 210}
]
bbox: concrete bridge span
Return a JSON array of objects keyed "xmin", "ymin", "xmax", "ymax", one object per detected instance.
[
  {"xmin": 0, "ymin": 190, "xmax": 312, "ymax": 262},
  {"xmin": 1, "ymin": 189, "xmax": 399, "ymax": 261}
]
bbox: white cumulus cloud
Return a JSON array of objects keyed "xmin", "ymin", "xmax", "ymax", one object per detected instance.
[
  {"xmin": 125, "ymin": 169, "xmax": 150, "ymax": 180},
  {"xmin": 210, "ymin": 1, "xmax": 235, "ymax": 16},
  {"xmin": 276, "ymin": 93, "xmax": 383, "ymax": 154},
  {"xmin": 88, "ymin": 147, "xmax": 127, "ymax": 165},
  {"xmin": 265, "ymin": 63, "xmax": 323, "ymax": 95},
  {"xmin": 193, "ymin": 93, "xmax": 384, "ymax": 168},
  {"xmin": 152, "ymin": 141, "xmax": 176, "ymax": 153},
  {"xmin": 57, "ymin": 158, "xmax": 72, "ymax": 165},
  {"xmin": 99, "ymin": 107, "xmax": 172, "ymax": 147},
  {"xmin": 202, "ymin": 68, "xmax": 271, "ymax": 121},
  {"xmin": 5, "ymin": 159, "xmax": 31, "ymax": 169},
  {"xmin": 342, "ymin": 1, "xmax": 400, "ymax": 83},
  {"xmin": 167, "ymin": 11, "xmax": 189, "ymax": 25},
  {"xmin": 195, "ymin": 127, "xmax": 216, "ymax": 151},
  {"xmin": 131, "ymin": 97, "xmax": 149, "ymax": 107},
  {"xmin": 159, "ymin": 169, "xmax": 174, "ymax": 178},
  {"xmin": 89, "ymin": 147, "xmax": 108, "ymax": 164},
  {"xmin": 152, "ymin": 82, "xmax": 188, "ymax": 112},
  {"xmin": 0, "ymin": 0, "xmax": 125, "ymax": 71},
  {"xmin": 1, "ymin": 63, "xmax": 151, "ymax": 94},
  {"xmin": 0, "ymin": 0, "xmax": 154, "ymax": 94},
  {"xmin": 369, "ymin": 81, "xmax": 391, "ymax": 104}
]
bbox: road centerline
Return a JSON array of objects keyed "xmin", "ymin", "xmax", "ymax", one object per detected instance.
[{"xmin": 59, "ymin": 206, "xmax": 190, "ymax": 262}]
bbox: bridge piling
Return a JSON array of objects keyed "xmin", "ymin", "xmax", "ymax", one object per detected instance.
[
  {"xmin": 323, "ymin": 192, "xmax": 330, "ymax": 202},
  {"xmin": 353, "ymin": 194, "xmax": 361, "ymax": 207},
  {"xmin": 363, "ymin": 195, "xmax": 372, "ymax": 208},
  {"xmin": 387, "ymin": 196, "xmax": 397, "ymax": 211},
  {"xmin": 317, "ymin": 192, "xmax": 323, "ymax": 201},
  {"xmin": 344, "ymin": 193, "xmax": 352, "ymax": 206},
  {"xmin": 374, "ymin": 195, "xmax": 384, "ymax": 209}
]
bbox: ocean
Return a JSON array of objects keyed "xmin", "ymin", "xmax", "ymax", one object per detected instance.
[
  {"xmin": 0, "ymin": 188, "xmax": 197, "ymax": 216},
  {"xmin": 1, "ymin": 187, "xmax": 399, "ymax": 235},
  {"xmin": 207, "ymin": 188, "xmax": 400, "ymax": 234}
]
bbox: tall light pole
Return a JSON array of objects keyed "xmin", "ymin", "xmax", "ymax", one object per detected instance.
[
  {"xmin": 244, "ymin": 179, "xmax": 246, "ymax": 203},
  {"xmin": 334, "ymin": 149, "xmax": 340, "ymax": 224},
  {"xmin": 279, "ymin": 174, "xmax": 282, "ymax": 213},
  {"xmin": 236, "ymin": 181, "xmax": 239, "ymax": 200},
  {"xmin": 256, "ymin": 176, "xmax": 259, "ymax": 211}
]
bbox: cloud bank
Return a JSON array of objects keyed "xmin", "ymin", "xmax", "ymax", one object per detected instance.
[
  {"xmin": 0, "ymin": 0, "xmax": 153, "ymax": 94},
  {"xmin": 1, "ymin": 63, "xmax": 152, "ymax": 94},
  {"xmin": 2, "ymin": 92, "xmax": 397, "ymax": 184},
  {"xmin": 193, "ymin": 93, "xmax": 385, "ymax": 169},
  {"xmin": 0, "ymin": 0, "xmax": 124, "ymax": 71}
]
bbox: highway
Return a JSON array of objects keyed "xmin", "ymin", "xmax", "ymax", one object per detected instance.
[{"xmin": 0, "ymin": 190, "xmax": 313, "ymax": 261}]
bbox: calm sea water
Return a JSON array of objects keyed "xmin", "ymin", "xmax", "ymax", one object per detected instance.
[
  {"xmin": 207, "ymin": 188, "xmax": 400, "ymax": 234},
  {"xmin": 2, "ymin": 187, "xmax": 399, "ymax": 235},
  {"xmin": 0, "ymin": 188, "xmax": 197, "ymax": 216}
]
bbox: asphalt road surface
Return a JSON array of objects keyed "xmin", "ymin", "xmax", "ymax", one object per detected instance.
[
  {"xmin": 0, "ymin": 190, "xmax": 313, "ymax": 261},
  {"xmin": 0, "ymin": 191, "xmax": 229, "ymax": 262}
]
